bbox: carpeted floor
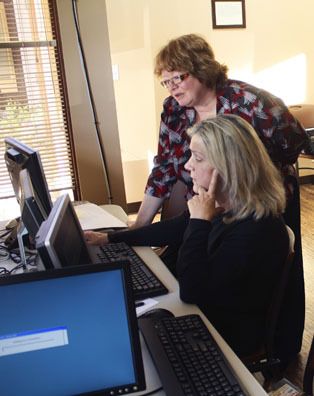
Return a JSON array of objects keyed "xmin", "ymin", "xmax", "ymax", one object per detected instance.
[{"xmin": 282, "ymin": 184, "xmax": 314, "ymax": 389}]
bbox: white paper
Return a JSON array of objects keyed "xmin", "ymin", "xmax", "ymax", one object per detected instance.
[
  {"xmin": 74, "ymin": 203, "xmax": 127, "ymax": 230},
  {"xmin": 136, "ymin": 298, "xmax": 159, "ymax": 317}
]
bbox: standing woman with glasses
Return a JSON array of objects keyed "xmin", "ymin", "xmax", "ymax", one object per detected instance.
[
  {"xmin": 131, "ymin": 33, "xmax": 307, "ymax": 366},
  {"xmin": 133, "ymin": 33, "xmax": 306, "ymax": 229}
]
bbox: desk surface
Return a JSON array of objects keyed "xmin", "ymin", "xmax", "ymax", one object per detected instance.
[
  {"xmin": 132, "ymin": 245, "xmax": 267, "ymax": 396},
  {"xmin": 0, "ymin": 205, "xmax": 267, "ymax": 396},
  {"xmin": 100, "ymin": 205, "xmax": 267, "ymax": 396}
]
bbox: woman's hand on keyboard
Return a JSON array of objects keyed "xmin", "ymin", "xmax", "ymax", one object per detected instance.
[{"xmin": 84, "ymin": 230, "xmax": 108, "ymax": 246}]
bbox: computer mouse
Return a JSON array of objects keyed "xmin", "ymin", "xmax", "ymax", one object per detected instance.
[{"xmin": 140, "ymin": 308, "xmax": 174, "ymax": 320}]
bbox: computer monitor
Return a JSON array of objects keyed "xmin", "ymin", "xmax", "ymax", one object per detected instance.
[
  {"xmin": 4, "ymin": 137, "xmax": 53, "ymax": 249},
  {"xmin": 35, "ymin": 193, "xmax": 91, "ymax": 269},
  {"xmin": 19, "ymin": 168, "xmax": 46, "ymax": 240},
  {"xmin": 4, "ymin": 137, "xmax": 52, "ymax": 218},
  {"xmin": 0, "ymin": 262, "xmax": 146, "ymax": 395}
]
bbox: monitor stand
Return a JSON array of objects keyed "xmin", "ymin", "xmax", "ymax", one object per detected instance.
[
  {"xmin": 16, "ymin": 222, "xmax": 43, "ymax": 273},
  {"xmin": 16, "ymin": 222, "xmax": 28, "ymax": 269}
]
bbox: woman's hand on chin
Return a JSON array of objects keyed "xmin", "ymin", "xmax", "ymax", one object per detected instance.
[{"xmin": 188, "ymin": 170, "xmax": 224, "ymax": 221}]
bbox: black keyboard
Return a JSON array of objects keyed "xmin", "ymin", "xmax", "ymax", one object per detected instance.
[
  {"xmin": 96, "ymin": 242, "xmax": 168, "ymax": 300},
  {"xmin": 139, "ymin": 314, "xmax": 246, "ymax": 396}
]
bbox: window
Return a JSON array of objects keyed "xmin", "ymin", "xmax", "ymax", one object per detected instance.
[
  {"xmin": 0, "ymin": 0, "xmax": 79, "ymax": 220},
  {"xmin": 0, "ymin": 2, "xmax": 17, "ymax": 93}
]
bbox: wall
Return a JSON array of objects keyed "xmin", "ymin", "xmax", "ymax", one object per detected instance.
[
  {"xmin": 105, "ymin": 0, "xmax": 157, "ymax": 204},
  {"xmin": 57, "ymin": 0, "xmax": 314, "ymax": 207},
  {"xmin": 56, "ymin": 0, "xmax": 127, "ymax": 210},
  {"xmin": 105, "ymin": 0, "xmax": 314, "ymax": 204}
]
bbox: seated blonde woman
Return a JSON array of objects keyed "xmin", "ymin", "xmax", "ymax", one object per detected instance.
[{"xmin": 85, "ymin": 115, "xmax": 289, "ymax": 359}]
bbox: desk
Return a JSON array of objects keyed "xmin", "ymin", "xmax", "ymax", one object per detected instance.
[
  {"xmin": 0, "ymin": 206, "xmax": 267, "ymax": 396},
  {"xmin": 0, "ymin": 219, "xmax": 44, "ymax": 274},
  {"xmin": 100, "ymin": 205, "xmax": 267, "ymax": 396},
  {"xmin": 129, "ymin": 244, "xmax": 267, "ymax": 396}
]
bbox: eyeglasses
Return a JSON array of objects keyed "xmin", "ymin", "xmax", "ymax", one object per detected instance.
[{"xmin": 160, "ymin": 73, "xmax": 189, "ymax": 89}]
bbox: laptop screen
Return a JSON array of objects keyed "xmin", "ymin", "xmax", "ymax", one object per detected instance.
[
  {"xmin": 35, "ymin": 194, "xmax": 91, "ymax": 269},
  {"xmin": 0, "ymin": 263, "xmax": 145, "ymax": 395}
]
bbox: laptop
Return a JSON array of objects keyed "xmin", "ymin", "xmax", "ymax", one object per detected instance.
[{"xmin": 0, "ymin": 262, "xmax": 146, "ymax": 395}]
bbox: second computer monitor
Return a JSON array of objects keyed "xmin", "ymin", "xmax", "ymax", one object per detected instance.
[
  {"xmin": 4, "ymin": 137, "xmax": 53, "ymax": 218},
  {"xmin": 35, "ymin": 194, "xmax": 91, "ymax": 270}
]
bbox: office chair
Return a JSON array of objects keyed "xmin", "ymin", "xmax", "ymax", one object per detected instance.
[
  {"xmin": 289, "ymin": 104, "xmax": 314, "ymax": 183},
  {"xmin": 160, "ymin": 179, "xmax": 188, "ymax": 221},
  {"xmin": 242, "ymin": 226, "xmax": 295, "ymax": 380},
  {"xmin": 155, "ymin": 180, "xmax": 188, "ymax": 269}
]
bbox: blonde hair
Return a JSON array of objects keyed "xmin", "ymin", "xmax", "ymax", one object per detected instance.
[
  {"xmin": 187, "ymin": 115, "xmax": 286, "ymax": 222},
  {"xmin": 154, "ymin": 34, "xmax": 228, "ymax": 90}
]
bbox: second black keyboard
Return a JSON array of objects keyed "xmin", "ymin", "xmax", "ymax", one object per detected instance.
[
  {"xmin": 139, "ymin": 314, "xmax": 246, "ymax": 396},
  {"xmin": 96, "ymin": 242, "xmax": 168, "ymax": 300}
]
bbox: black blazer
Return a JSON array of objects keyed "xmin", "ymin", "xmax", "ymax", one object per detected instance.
[{"xmin": 109, "ymin": 211, "xmax": 289, "ymax": 357}]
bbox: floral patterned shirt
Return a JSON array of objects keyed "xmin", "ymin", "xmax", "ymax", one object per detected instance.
[{"xmin": 145, "ymin": 79, "xmax": 307, "ymax": 199}]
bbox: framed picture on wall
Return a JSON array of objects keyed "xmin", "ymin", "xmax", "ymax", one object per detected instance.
[{"xmin": 211, "ymin": 0, "xmax": 246, "ymax": 29}]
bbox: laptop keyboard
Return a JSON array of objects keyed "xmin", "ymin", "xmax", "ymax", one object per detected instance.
[
  {"xmin": 139, "ymin": 314, "xmax": 246, "ymax": 396},
  {"xmin": 96, "ymin": 242, "xmax": 168, "ymax": 300}
]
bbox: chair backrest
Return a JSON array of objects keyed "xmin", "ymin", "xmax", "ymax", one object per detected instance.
[
  {"xmin": 160, "ymin": 180, "xmax": 188, "ymax": 220},
  {"xmin": 286, "ymin": 225, "xmax": 296, "ymax": 258},
  {"xmin": 289, "ymin": 105, "xmax": 314, "ymax": 178},
  {"xmin": 243, "ymin": 225, "xmax": 295, "ymax": 375},
  {"xmin": 303, "ymin": 335, "xmax": 314, "ymax": 396},
  {"xmin": 265, "ymin": 225, "xmax": 295, "ymax": 359},
  {"xmin": 289, "ymin": 104, "xmax": 314, "ymax": 129}
]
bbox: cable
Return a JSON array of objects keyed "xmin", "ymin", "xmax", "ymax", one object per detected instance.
[
  {"xmin": 0, "ymin": 238, "xmax": 11, "ymax": 261},
  {"xmin": 0, "ymin": 226, "xmax": 38, "ymax": 275},
  {"xmin": 0, "ymin": 228, "xmax": 12, "ymax": 239},
  {"xmin": 71, "ymin": 0, "xmax": 113, "ymax": 204},
  {"xmin": 0, "ymin": 267, "xmax": 10, "ymax": 276},
  {"xmin": 0, "ymin": 249, "xmax": 10, "ymax": 261}
]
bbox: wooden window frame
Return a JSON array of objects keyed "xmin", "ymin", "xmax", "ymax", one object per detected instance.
[{"xmin": 0, "ymin": 0, "xmax": 80, "ymax": 219}]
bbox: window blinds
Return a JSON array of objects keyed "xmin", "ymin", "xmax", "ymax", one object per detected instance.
[{"xmin": 0, "ymin": 0, "xmax": 77, "ymax": 202}]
